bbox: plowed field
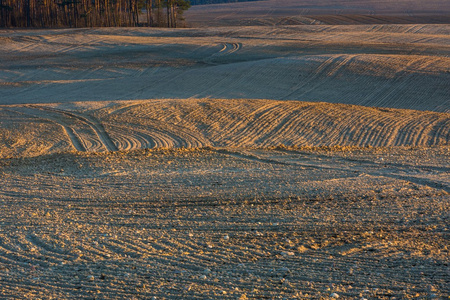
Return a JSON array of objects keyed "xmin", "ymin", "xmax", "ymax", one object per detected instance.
[{"xmin": 0, "ymin": 15, "xmax": 449, "ymax": 300}]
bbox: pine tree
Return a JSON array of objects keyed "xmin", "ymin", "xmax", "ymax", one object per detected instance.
[{"xmin": 0, "ymin": 0, "xmax": 191, "ymax": 28}]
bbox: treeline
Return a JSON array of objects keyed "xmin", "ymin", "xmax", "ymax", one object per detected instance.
[
  {"xmin": 189, "ymin": 0, "xmax": 261, "ymax": 5},
  {"xmin": 0, "ymin": 0, "xmax": 191, "ymax": 28}
]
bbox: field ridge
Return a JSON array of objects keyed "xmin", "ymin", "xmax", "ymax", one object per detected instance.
[{"xmin": 1, "ymin": 99, "xmax": 449, "ymax": 157}]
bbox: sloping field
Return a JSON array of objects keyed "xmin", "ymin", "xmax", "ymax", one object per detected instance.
[
  {"xmin": 1, "ymin": 99, "xmax": 449, "ymax": 157},
  {"xmin": 0, "ymin": 10, "xmax": 449, "ymax": 299},
  {"xmin": 1, "ymin": 25, "xmax": 449, "ymax": 112},
  {"xmin": 185, "ymin": 0, "xmax": 450, "ymax": 26}
]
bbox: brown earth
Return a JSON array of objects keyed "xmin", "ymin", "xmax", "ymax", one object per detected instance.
[
  {"xmin": 185, "ymin": 0, "xmax": 450, "ymax": 27},
  {"xmin": 1, "ymin": 25, "xmax": 449, "ymax": 112},
  {"xmin": 0, "ymin": 100, "xmax": 449, "ymax": 158},
  {"xmin": 0, "ymin": 4, "xmax": 449, "ymax": 299},
  {"xmin": 0, "ymin": 147, "xmax": 449, "ymax": 299}
]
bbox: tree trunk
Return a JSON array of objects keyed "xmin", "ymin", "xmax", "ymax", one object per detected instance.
[
  {"xmin": 25, "ymin": 0, "xmax": 31, "ymax": 27},
  {"xmin": 134, "ymin": 0, "xmax": 139, "ymax": 26},
  {"xmin": 0, "ymin": 0, "xmax": 189, "ymax": 28},
  {"xmin": 156, "ymin": 0, "xmax": 162, "ymax": 27},
  {"xmin": 146, "ymin": 0, "xmax": 153, "ymax": 26},
  {"xmin": 173, "ymin": 3, "xmax": 177, "ymax": 28},
  {"xmin": 166, "ymin": 0, "xmax": 170, "ymax": 27},
  {"xmin": 0, "ymin": 0, "xmax": 4, "ymax": 27}
]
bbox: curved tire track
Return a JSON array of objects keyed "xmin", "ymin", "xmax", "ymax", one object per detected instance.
[
  {"xmin": 221, "ymin": 149, "xmax": 450, "ymax": 193},
  {"xmin": 28, "ymin": 105, "xmax": 119, "ymax": 152},
  {"xmin": 98, "ymin": 99, "xmax": 450, "ymax": 149},
  {"xmin": 4, "ymin": 107, "xmax": 87, "ymax": 152},
  {"xmin": 204, "ymin": 42, "xmax": 242, "ymax": 64}
]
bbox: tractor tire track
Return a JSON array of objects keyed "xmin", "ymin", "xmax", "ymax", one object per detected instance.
[
  {"xmin": 204, "ymin": 42, "xmax": 242, "ymax": 64},
  {"xmin": 96, "ymin": 99, "xmax": 450, "ymax": 149},
  {"xmin": 4, "ymin": 107, "xmax": 87, "ymax": 152},
  {"xmin": 28, "ymin": 105, "xmax": 119, "ymax": 152},
  {"xmin": 220, "ymin": 149, "xmax": 450, "ymax": 193}
]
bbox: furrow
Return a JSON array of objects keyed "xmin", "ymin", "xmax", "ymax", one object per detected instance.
[
  {"xmin": 430, "ymin": 118, "xmax": 450, "ymax": 145},
  {"xmin": 30, "ymin": 106, "xmax": 118, "ymax": 152}
]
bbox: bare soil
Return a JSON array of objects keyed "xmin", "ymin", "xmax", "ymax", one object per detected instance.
[
  {"xmin": 1, "ymin": 100, "xmax": 449, "ymax": 158},
  {"xmin": 1, "ymin": 25, "xmax": 449, "ymax": 112},
  {"xmin": 185, "ymin": 0, "xmax": 450, "ymax": 27},
  {"xmin": 0, "ymin": 5, "xmax": 449, "ymax": 299},
  {"xmin": 0, "ymin": 147, "xmax": 449, "ymax": 299}
]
